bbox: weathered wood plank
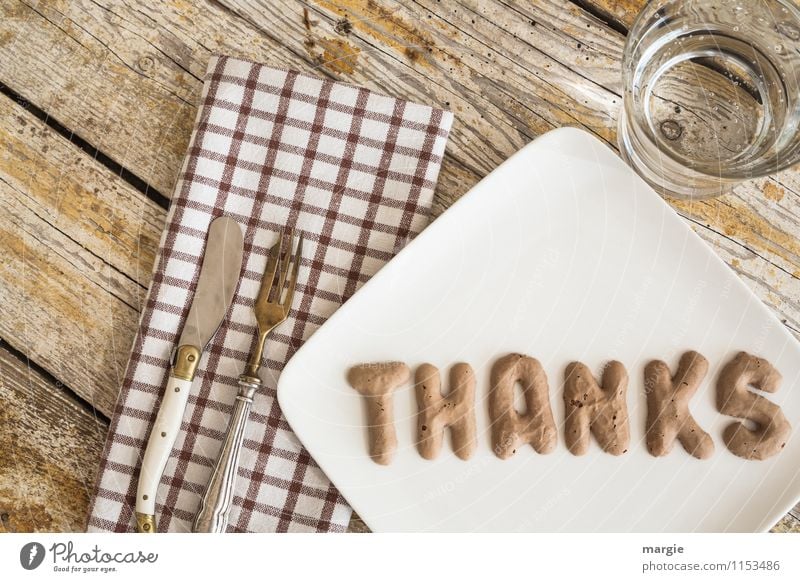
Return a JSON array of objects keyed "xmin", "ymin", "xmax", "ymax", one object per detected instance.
[
  {"xmin": 0, "ymin": 99, "xmax": 163, "ymax": 291},
  {"xmin": 770, "ymin": 511, "xmax": 800, "ymax": 533},
  {"xmin": 347, "ymin": 513, "xmax": 371, "ymax": 533},
  {"xmin": 0, "ymin": 0, "xmax": 197, "ymax": 197},
  {"xmin": 0, "ymin": 92, "xmax": 164, "ymax": 416},
  {"xmin": 0, "ymin": 342, "xmax": 108, "ymax": 532},
  {"xmin": 574, "ymin": 0, "xmax": 642, "ymax": 32}
]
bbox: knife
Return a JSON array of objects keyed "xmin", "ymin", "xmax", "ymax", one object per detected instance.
[{"xmin": 135, "ymin": 216, "xmax": 244, "ymax": 533}]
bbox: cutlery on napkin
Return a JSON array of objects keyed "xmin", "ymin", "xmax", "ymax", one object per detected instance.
[{"xmin": 87, "ymin": 55, "xmax": 453, "ymax": 532}]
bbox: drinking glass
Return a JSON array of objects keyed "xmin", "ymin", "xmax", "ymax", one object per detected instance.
[{"xmin": 618, "ymin": 0, "xmax": 800, "ymax": 199}]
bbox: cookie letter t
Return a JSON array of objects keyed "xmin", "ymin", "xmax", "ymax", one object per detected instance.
[{"xmin": 347, "ymin": 362, "xmax": 410, "ymax": 465}]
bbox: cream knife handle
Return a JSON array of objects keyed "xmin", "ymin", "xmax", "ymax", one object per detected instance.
[
  {"xmin": 193, "ymin": 378, "xmax": 260, "ymax": 533},
  {"xmin": 135, "ymin": 372, "xmax": 193, "ymax": 532}
]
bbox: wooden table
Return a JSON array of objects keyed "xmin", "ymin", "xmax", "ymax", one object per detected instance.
[{"xmin": 0, "ymin": 0, "xmax": 798, "ymax": 533}]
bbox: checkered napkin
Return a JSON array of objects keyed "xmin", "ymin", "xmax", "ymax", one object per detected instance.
[{"xmin": 87, "ymin": 55, "xmax": 453, "ymax": 532}]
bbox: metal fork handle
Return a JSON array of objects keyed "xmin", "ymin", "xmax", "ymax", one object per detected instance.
[{"xmin": 192, "ymin": 377, "xmax": 260, "ymax": 533}]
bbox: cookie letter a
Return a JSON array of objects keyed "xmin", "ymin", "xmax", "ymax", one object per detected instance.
[
  {"xmin": 644, "ymin": 351, "xmax": 714, "ymax": 459},
  {"xmin": 415, "ymin": 363, "xmax": 477, "ymax": 460},
  {"xmin": 564, "ymin": 361, "xmax": 630, "ymax": 456},
  {"xmin": 717, "ymin": 352, "xmax": 791, "ymax": 460},
  {"xmin": 489, "ymin": 354, "xmax": 557, "ymax": 459},
  {"xmin": 347, "ymin": 362, "xmax": 410, "ymax": 465}
]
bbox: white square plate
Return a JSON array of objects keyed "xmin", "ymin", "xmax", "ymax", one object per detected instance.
[{"xmin": 277, "ymin": 128, "xmax": 800, "ymax": 532}]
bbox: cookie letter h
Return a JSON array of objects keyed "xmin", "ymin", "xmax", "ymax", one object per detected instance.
[{"xmin": 415, "ymin": 363, "xmax": 478, "ymax": 460}]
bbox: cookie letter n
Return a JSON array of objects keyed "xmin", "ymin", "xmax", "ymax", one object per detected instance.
[
  {"xmin": 347, "ymin": 362, "xmax": 410, "ymax": 465},
  {"xmin": 489, "ymin": 354, "xmax": 557, "ymax": 459},
  {"xmin": 415, "ymin": 363, "xmax": 477, "ymax": 460},
  {"xmin": 564, "ymin": 361, "xmax": 630, "ymax": 456},
  {"xmin": 717, "ymin": 351, "xmax": 791, "ymax": 460},
  {"xmin": 644, "ymin": 351, "xmax": 714, "ymax": 459}
]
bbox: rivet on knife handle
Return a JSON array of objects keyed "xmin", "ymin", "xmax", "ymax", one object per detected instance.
[{"xmin": 173, "ymin": 345, "xmax": 201, "ymax": 380}]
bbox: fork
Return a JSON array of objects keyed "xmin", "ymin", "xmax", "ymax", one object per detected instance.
[{"xmin": 193, "ymin": 228, "xmax": 303, "ymax": 533}]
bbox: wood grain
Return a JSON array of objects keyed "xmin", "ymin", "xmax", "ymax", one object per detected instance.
[
  {"xmin": 0, "ymin": 91, "xmax": 164, "ymax": 417},
  {"xmin": 0, "ymin": 343, "xmax": 108, "ymax": 532},
  {"xmin": 0, "ymin": 0, "xmax": 798, "ymax": 532},
  {"xmin": 576, "ymin": 0, "xmax": 643, "ymax": 31},
  {"xmin": 772, "ymin": 512, "xmax": 800, "ymax": 533}
]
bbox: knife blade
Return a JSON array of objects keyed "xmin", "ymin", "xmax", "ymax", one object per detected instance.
[{"xmin": 135, "ymin": 216, "xmax": 243, "ymax": 533}]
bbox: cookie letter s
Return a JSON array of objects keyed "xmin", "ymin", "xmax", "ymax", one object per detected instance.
[
  {"xmin": 347, "ymin": 362, "xmax": 410, "ymax": 465},
  {"xmin": 717, "ymin": 352, "xmax": 791, "ymax": 460},
  {"xmin": 564, "ymin": 361, "xmax": 630, "ymax": 456}
]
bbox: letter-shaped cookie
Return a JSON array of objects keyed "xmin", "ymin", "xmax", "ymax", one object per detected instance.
[
  {"xmin": 347, "ymin": 362, "xmax": 410, "ymax": 465},
  {"xmin": 415, "ymin": 363, "xmax": 477, "ymax": 460},
  {"xmin": 564, "ymin": 361, "xmax": 630, "ymax": 456},
  {"xmin": 489, "ymin": 354, "xmax": 557, "ymax": 459},
  {"xmin": 717, "ymin": 351, "xmax": 791, "ymax": 460},
  {"xmin": 644, "ymin": 351, "xmax": 714, "ymax": 459}
]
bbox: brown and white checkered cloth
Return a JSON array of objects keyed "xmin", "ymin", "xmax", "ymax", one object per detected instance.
[{"xmin": 87, "ymin": 55, "xmax": 453, "ymax": 532}]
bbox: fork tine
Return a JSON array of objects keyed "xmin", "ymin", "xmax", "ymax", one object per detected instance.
[
  {"xmin": 256, "ymin": 230, "xmax": 283, "ymax": 306},
  {"xmin": 276, "ymin": 227, "xmax": 294, "ymax": 295},
  {"xmin": 282, "ymin": 231, "xmax": 303, "ymax": 313}
]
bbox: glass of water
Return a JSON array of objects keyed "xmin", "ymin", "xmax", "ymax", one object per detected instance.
[{"xmin": 618, "ymin": 0, "xmax": 800, "ymax": 199}]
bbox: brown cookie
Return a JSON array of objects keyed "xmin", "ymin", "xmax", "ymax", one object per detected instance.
[
  {"xmin": 564, "ymin": 361, "xmax": 630, "ymax": 456},
  {"xmin": 415, "ymin": 363, "xmax": 477, "ymax": 460},
  {"xmin": 717, "ymin": 351, "xmax": 791, "ymax": 460},
  {"xmin": 347, "ymin": 362, "xmax": 410, "ymax": 465},
  {"xmin": 488, "ymin": 353, "xmax": 557, "ymax": 459},
  {"xmin": 644, "ymin": 351, "xmax": 714, "ymax": 459}
]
